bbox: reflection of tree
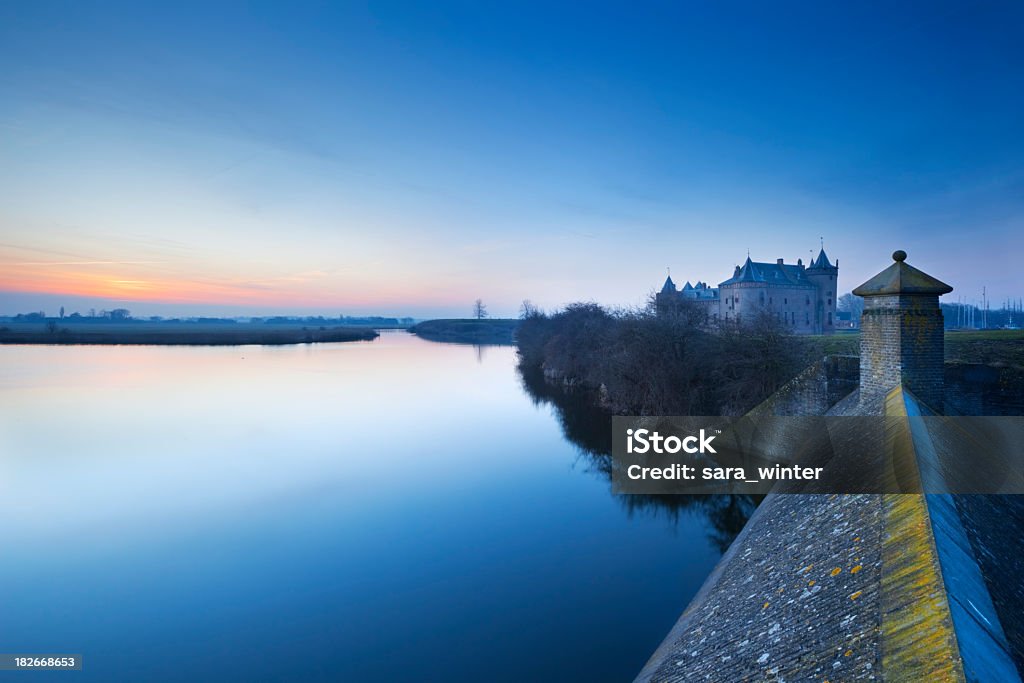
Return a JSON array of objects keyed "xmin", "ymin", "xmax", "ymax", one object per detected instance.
[{"xmin": 518, "ymin": 361, "xmax": 760, "ymax": 553}]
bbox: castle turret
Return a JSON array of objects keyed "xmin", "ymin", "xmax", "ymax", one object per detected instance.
[
  {"xmin": 853, "ymin": 250, "xmax": 952, "ymax": 409},
  {"xmin": 804, "ymin": 247, "xmax": 838, "ymax": 334}
]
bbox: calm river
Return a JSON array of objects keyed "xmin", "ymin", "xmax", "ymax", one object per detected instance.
[{"xmin": 0, "ymin": 331, "xmax": 749, "ymax": 682}]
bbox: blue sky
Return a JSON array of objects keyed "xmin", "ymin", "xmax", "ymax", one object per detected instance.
[{"xmin": 1, "ymin": 1, "xmax": 1022, "ymax": 317}]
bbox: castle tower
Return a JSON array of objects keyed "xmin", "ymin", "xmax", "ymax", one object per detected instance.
[
  {"xmin": 804, "ymin": 247, "xmax": 839, "ymax": 334},
  {"xmin": 654, "ymin": 273, "xmax": 677, "ymax": 315},
  {"xmin": 853, "ymin": 250, "xmax": 953, "ymax": 409}
]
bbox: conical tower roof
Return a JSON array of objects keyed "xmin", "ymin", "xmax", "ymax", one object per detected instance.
[
  {"xmin": 809, "ymin": 248, "xmax": 832, "ymax": 269},
  {"xmin": 737, "ymin": 256, "xmax": 758, "ymax": 282}
]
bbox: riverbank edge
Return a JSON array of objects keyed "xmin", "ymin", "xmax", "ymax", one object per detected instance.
[
  {"xmin": 410, "ymin": 318, "xmax": 519, "ymax": 345},
  {"xmin": 0, "ymin": 325, "xmax": 380, "ymax": 346}
]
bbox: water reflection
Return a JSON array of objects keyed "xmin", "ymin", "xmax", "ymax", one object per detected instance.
[
  {"xmin": 0, "ymin": 334, "xmax": 745, "ymax": 682},
  {"xmin": 517, "ymin": 361, "xmax": 759, "ymax": 552}
]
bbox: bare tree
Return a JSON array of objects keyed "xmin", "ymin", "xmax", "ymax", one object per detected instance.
[
  {"xmin": 647, "ymin": 292, "xmax": 708, "ymax": 328},
  {"xmin": 837, "ymin": 293, "xmax": 864, "ymax": 321},
  {"xmin": 515, "ymin": 301, "xmax": 804, "ymax": 416},
  {"xmin": 473, "ymin": 299, "xmax": 488, "ymax": 320},
  {"xmin": 519, "ymin": 299, "xmax": 539, "ymax": 319}
]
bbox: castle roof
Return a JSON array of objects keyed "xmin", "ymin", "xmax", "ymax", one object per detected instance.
[
  {"xmin": 660, "ymin": 275, "xmax": 677, "ymax": 294},
  {"xmin": 809, "ymin": 248, "xmax": 833, "ymax": 269},
  {"xmin": 719, "ymin": 256, "xmax": 815, "ymax": 288},
  {"xmin": 852, "ymin": 250, "xmax": 953, "ymax": 297},
  {"xmin": 681, "ymin": 284, "xmax": 719, "ymax": 300}
]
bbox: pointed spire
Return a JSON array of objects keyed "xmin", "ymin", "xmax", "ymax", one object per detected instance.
[
  {"xmin": 810, "ymin": 248, "xmax": 832, "ymax": 269},
  {"xmin": 738, "ymin": 256, "xmax": 758, "ymax": 282},
  {"xmin": 661, "ymin": 274, "xmax": 676, "ymax": 293}
]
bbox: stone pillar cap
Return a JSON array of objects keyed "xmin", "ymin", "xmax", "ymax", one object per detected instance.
[{"xmin": 853, "ymin": 250, "xmax": 953, "ymax": 297}]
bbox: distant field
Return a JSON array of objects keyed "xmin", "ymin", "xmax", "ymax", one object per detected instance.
[
  {"xmin": 410, "ymin": 318, "xmax": 519, "ymax": 345},
  {"xmin": 805, "ymin": 331, "xmax": 859, "ymax": 357},
  {"xmin": 944, "ymin": 329, "xmax": 1024, "ymax": 367},
  {"xmin": 0, "ymin": 321, "xmax": 379, "ymax": 346},
  {"xmin": 806, "ymin": 329, "xmax": 1024, "ymax": 368}
]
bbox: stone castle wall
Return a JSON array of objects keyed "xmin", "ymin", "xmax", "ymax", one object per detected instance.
[
  {"xmin": 860, "ymin": 294, "xmax": 945, "ymax": 407},
  {"xmin": 720, "ymin": 282, "xmax": 827, "ymax": 331}
]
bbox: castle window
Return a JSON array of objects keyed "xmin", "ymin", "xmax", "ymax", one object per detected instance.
[
  {"xmin": 769, "ymin": 297, "xmax": 773, "ymax": 305},
  {"xmin": 784, "ymin": 298, "xmax": 788, "ymax": 305},
  {"xmin": 806, "ymin": 297, "xmax": 810, "ymax": 305},
  {"xmin": 805, "ymin": 312, "xmax": 810, "ymax": 324},
  {"xmin": 828, "ymin": 312, "xmax": 833, "ymax": 325}
]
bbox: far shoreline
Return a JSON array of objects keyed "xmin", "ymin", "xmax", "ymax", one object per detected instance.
[
  {"xmin": 0, "ymin": 321, "xmax": 380, "ymax": 346},
  {"xmin": 409, "ymin": 318, "xmax": 519, "ymax": 345}
]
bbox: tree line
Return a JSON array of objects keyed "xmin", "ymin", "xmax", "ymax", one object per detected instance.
[{"xmin": 516, "ymin": 297, "xmax": 807, "ymax": 416}]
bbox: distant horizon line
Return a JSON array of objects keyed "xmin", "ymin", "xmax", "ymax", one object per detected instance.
[{"xmin": 0, "ymin": 311, "xmax": 420, "ymax": 321}]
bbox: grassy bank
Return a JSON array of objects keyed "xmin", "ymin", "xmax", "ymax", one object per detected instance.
[
  {"xmin": 410, "ymin": 318, "xmax": 519, "ymax": 345},
  {"xmin": 804, "ymin": 329, "xmax": 1024, "ymax": 368},
  {"xmin": 0, "ymin": 321, "xmax": 379, "ymax": 346}
]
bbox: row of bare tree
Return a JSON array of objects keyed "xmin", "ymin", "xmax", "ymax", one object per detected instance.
[{"xmin": 516, "ymin": 297, "xmax": 806, "ymax": 416}]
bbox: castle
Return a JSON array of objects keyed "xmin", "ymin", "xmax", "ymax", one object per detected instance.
[
  {"xmin": 640, "ymin": 255, "xmax": 1024, "ymax": 682},
  {"xmin": 655, "ymin": 248, "xmax": 839, "ymax": 334}
]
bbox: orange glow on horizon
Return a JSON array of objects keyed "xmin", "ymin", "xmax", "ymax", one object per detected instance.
[{"xmin": 0, "ymin": 264, "xmax": 464, "ymax": 310}]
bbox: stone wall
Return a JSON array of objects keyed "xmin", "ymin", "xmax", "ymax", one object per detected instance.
[
  {"xmin": 745, "ymin": 354, "xmax": 859, "ymax": 417},
  {"xmin": 945, "ymin": 363, "xmax": 1024, "ymax": 416},
  {"xmin": 720, "ymin": 282, "xmax": 826, "ymax": 332},
  {"xmin": 860, "ymin": 294, "xmax": 945, "ymax": 408}
]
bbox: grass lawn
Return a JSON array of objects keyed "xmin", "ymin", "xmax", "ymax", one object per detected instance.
[{"xmin": 804, "ymin": 329, "xmax": 1024, "ymax": 368}]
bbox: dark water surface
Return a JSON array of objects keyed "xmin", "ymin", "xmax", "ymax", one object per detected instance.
[{"xmin": 0, "ymin": 332, "xmax": 743, "ymax": 682}]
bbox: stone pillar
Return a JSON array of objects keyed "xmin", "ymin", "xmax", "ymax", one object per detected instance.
[{"xmin": 853, "ymin": 250, "xmax": 953, "ymax": 409}]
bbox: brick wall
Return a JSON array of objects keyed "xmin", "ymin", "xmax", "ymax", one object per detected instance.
[{"xmin": 860, "ymin": 294, "xmax": 945, "ymax": 407}]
